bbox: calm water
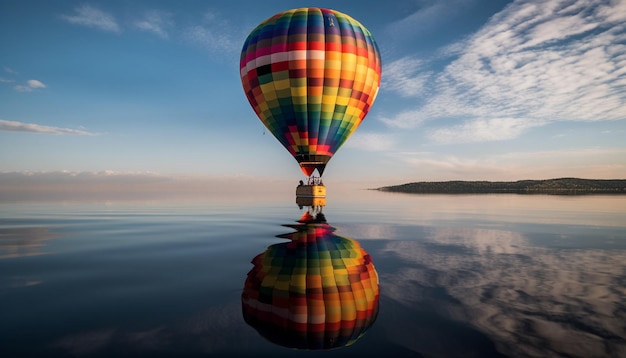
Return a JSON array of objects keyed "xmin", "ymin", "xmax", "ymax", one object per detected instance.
[{"xmin": 1, "ymin": 189, "xmax": 625, "ymax": 358}]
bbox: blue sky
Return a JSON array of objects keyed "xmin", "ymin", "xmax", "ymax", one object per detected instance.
[{"xmin": 1, "ymin": 0, "xmax": 625, "ymax": 189}]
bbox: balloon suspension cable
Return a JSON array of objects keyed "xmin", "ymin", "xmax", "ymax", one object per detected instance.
[{"xmin": 306, "ymin": 175, "xmax": 324, "ymax": 186}]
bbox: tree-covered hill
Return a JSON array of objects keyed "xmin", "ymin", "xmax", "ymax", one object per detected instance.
[{"xmin": 375, "ymin": 178, "xmax": 626, "ymax": 195}]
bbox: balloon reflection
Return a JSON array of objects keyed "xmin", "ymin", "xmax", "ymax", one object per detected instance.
[{"xmin": 242, "ymin": 205, "xmax": 379, "ymax": 350}]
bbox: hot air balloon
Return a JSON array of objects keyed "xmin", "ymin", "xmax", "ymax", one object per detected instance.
[
  {"xmin": 241, "ymin": 210, "xmax": 379, "ymax": 349},
  {"xmin": 240, "ymin": 8, "xmax": 382, "ymax": 178}
]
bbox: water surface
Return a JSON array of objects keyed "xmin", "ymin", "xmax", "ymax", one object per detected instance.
[{"xmin": 1, "ymin": 190, "xmax": 625, "ymax": 357}]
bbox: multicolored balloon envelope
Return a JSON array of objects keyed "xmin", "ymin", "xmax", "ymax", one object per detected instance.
[
  {"xmin": 241, "ymin": 216, "xmax": 379, "ymax": 349},
  {"xmin": 240, "ymin": 8, "xmax": 382, "ymax": 176}
]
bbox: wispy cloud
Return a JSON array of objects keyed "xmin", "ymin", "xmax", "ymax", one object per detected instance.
[
  {"xmin": 395, "ymin": 151, "xmax": 504, "ymax": 180},
  {"xmin": 428, "ymin": 117, "xmax": 545, "ymax": 144},
  {"xmin": 393, "ymin": 147, "xmax": 626, "ymax": 180},
  {"xmin": 344, "ymin": 132, "xmax": 396, "ymax": 151},
  {"xmin": 60, "ymin": 4, "xmax": 121, "ymax": 33},
  {"xmin": 384, "ymin": 0, "xmax": 473, "ymax": 44},
  {"xmin": 14, "ymin": 79, "xmax": 46, "ymax": 92},
  {"xmin": 381, "ymin": 0, "xmax": 626, "ymax": 143},
  {"xmin": 183, "ymin": 10, "xmax": 243, "ymax": 57},
  {"xmin": 382, "ymin": 57, "xmax": 430, "ymax": 98},
  {"xmin": 134, "ymin": 10, "xmax": 174, "ymax": 39},
  {"xmin": 1, "ymin": 67, "xmax": 46, "ymax": 91},
  {"xmin": 1, "ymin": 67, "xmax": 17, "ymax": 84},
  {"xmin": 0, "ymin": 119, "xmax": 95, "ymax": 135},
  {"xmin": 57, "ymin": 6, "xmax": 243, "ymax": 57}
]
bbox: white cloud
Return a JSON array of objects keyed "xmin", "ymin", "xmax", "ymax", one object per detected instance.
[
  {"xmin": 344, "ymin": 132, "xmax": 395, "ymax": 151},
  {"xmin": 596, "ymin": 0, "xmax": 626, "ymax": 23},
  {"xmin": 60, "ymin": 4, "xmax": 121, "ymax": 33},
  {"xmin": 0, "ymin": 77, "xmax": 14, "ymax": 83},
  {"xmin": 134, "ymin": 10, "xmax": 173, "ymax": 39},
  {"xmin": 381, "ymin": 0, "xmax": 626, "ymax": 143},
  {"xmin": 4, "ymin": 66, "xmax": 18, "ymax": 74},
  {"xmin": 13, "ymin": 79, "xmax": 46, "ymax": 92},
  {"xmin": 27, "ymin": 79, "xmax": 45, "ymax": 88},
  {"xmin": 0, "ymin": 119, "xmax": 95, "ymax": 135}
]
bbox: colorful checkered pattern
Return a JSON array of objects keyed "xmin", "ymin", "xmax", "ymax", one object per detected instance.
[
  {"xmin": 240, "ymin": 8, "xmax": 382, "ymax": 176},
  {"xmin": 242, "ymin": 221, "xmax": 379, "ymax": 349}
]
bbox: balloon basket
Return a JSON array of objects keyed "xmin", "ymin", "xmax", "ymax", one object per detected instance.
[
  {"xmin": 296, "ymin": 182, "xmax": 326, "ymax": 209},
  {"xmin": 296, "ymin": 184, "xmax": 326, "ymax": 198}
]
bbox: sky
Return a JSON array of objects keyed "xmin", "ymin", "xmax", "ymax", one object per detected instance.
[{"xmin": 1, "ymin": 0, "xmax": 626, "ymax": 191}]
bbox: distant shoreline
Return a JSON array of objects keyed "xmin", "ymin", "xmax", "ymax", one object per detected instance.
[{"xmin": 374, "ymin": 178, "xmax": 626, "ymax": 195}]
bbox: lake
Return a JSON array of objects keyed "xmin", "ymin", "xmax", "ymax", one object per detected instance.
[{"xmin": 1, "ymin": 189, "xmax": 625, "ymax": 357}]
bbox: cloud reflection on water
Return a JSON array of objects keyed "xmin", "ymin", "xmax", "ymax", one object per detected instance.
[
  {"xmin": 0, "ymin": 227, "xmax": 62, "ymax": 259},
  {"xmin": 381, "ymin": 226, "xmax": 626, "ymax": 358}
]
